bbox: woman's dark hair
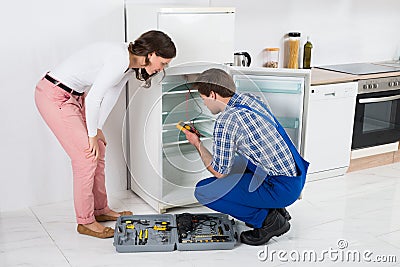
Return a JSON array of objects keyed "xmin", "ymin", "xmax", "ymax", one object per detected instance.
[
  {"xmin": 192, "ymin": 68, "xmax": 236, "ymax": 97},
  {"xmin": 128, "ymin": 30, "xmax": 176, "ymax": 81}
]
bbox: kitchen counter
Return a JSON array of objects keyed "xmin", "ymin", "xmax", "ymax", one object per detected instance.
[
  {"xmin": 311, "ymin": 68, "xmax": 400, "ymax": 85},
  {"xmin": 311, "ymin": 68, "xmax": 357, "ymax": 85},
  {"xmin": 356, "ymin": 71, "xmax": 400, "ymax": 80}
]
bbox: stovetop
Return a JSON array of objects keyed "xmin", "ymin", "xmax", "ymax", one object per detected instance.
[
  {"xmin": 316, "ymin": 61, "xmax": 400, "ymax": 93},
  {"xmin": 316, "ymin": 61, "xmax": 400, "ymax": 75}
]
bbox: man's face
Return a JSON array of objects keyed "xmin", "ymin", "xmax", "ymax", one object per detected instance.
[{"xmin": 200, "ymin": 92, "xmax": 220, "ymax": 115}]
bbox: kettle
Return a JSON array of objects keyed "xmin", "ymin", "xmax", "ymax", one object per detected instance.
[{"xmin": 234, "ymin": 52, "xmax": 251, "ymax": 67}]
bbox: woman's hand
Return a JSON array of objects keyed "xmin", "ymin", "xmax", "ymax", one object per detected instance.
[
  {"xmin": 86, "ymin": 129, "xmax": 106, "ymax": 161},
  {"xmin": 96, "ymin": 129, "xmax": 107, "ymax": 146},
  {"xmin": 86, "ymin": 136, "xmax": 100, "ymax": 161}
]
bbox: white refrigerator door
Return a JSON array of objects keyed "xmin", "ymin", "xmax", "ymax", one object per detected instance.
[{"xmin": 157, "ymin": 8, "xmax": 235, "ymax": 66}]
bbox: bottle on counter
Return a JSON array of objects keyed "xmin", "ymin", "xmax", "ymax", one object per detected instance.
[
  {"xmin": 303, "ymin": 36, "xmax": 313, "ymax": 69},
  {"xmin": 287, "ymin": 32, "xmax": 301, "ymax": 69},
  {"xmin": 263, "ymin": 48, "xmax": 280, "ymax": 68}
]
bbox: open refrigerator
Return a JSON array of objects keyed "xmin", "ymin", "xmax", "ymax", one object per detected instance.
[{"xmin": 126, "ymin": 63, "xmax": 310, "ymax": 213}]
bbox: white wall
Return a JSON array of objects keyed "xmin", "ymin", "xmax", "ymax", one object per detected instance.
[
  {"xmin": 212, "ymin": 0, "xmax": 400, "ymax": 67},
  {"xmin": 1, "ymin": 0, "xmax": 400, "ymax": 212},
  {"xmin": 0, "ymin": 0, "xmax": 125, "ymax": 212}
]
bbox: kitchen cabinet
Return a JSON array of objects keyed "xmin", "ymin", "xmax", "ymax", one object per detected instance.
[{"xmin": 127, "ymin": 64, "xmax": 310, "ymax": 213}]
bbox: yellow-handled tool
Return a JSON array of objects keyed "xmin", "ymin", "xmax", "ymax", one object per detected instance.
[
  {"xmin": 138, "ymin": 229, "xmax": 143, "ymax": 245},
  {"xmin": 176, "ymin": 121, "xmax": 205, "ymax": 137},
  {"xmin": 153, "ymin": 225, "xmax": 168, "ymax": 231}
]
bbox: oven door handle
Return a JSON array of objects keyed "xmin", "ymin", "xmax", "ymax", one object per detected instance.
[{"xmin": 359, "ymin": 94, "xmax": 400, "ymax": 104}]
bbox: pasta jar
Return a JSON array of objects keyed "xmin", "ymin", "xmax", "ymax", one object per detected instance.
[
  {"xmin": 263, "ymin": 48, "xmax": 280, "ymax": 68},
  {"xmin": 287, "ymin": 32, "xmax": 301, "ymax": 69}
]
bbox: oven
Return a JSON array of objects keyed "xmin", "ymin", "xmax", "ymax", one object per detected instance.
[
  {"xmin": 317, "ymin": 62, "xmax": 400, "ymax": 150},
  {"xmin": 352, "ymin": 76, "xmax": 400, "ymax": 149}
]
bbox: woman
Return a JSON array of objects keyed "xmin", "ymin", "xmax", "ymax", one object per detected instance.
[{"xmin": 35, "ymin": 30, "xmax": 176, "ymax": 238}]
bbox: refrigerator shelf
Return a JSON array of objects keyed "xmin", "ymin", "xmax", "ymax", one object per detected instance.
[
  {"xmin": 275, "ymin": 117, "xmax": 299, "ymax": 129},
  {"xmin": 162, "ymin": 111, "xmax": 209, "ymax": 125},
  {"xmin": 235, "ymin": 77, "xmax": 303, "ymax": 94},
  {"xmin": 162, "ymin": 129, "xmax": 213, "ymax": 147},
  {"xmin": 162, "ymin": 89, "xmax": 198, "ymax": 95}
]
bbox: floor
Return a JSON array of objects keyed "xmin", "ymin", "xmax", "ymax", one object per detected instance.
[{"xmin": 1, "ymin": 163, "xmax": 400, "ymax": 267}]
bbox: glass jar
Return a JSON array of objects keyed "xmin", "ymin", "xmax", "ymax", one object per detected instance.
[
  {"xmin": 287, "ymin": 32, "xmax": 301, "ymax": 69},
  {"xmin": 263, "ymin": 48, "xmax": 280, "ymax": 68}
]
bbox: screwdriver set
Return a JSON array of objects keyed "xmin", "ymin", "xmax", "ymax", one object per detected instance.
[{"xmin": 113, "ymin": 213, "xmax": 237, "ymax": 253}]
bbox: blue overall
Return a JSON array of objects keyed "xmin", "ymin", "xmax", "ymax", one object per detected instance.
[{"xmin": 195, "ymin": 99, "xmax": 309, "ymax": 228}]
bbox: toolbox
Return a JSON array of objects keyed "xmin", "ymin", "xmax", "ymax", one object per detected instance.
[{"xmin": 113, "ymin": 212, "xmax": 238, "ymax": 253}]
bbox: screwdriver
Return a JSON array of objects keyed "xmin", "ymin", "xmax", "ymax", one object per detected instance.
[
  {"xmin": 122, "ymin": 219, "xmax": 150, "ymax": 225},
  {"xmin": 153, "ymin": 225, "xmax": 173, "ymax": 231},
  {"xmin": 153, "ymin": 221, "xmax": 173, "ymax": 231},
  {"xmin": 134, "ymin": 230, "xmax": 138, "ymax": 245},
  {"xmin": 144, "ymin": 229, "xmax": 148, "ymax": 245},
  {"xmin": 138, "ymin": 230, "xmax": 143, "ymax": 245},
  {"xmin": 155, "ymin": 221, "xmax": 170, "ymax": 225}
]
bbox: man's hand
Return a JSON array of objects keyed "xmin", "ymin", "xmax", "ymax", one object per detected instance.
[
  {"xmin": 183, "ymin": 129, "xmax": 225, "ymax": 178},
  {"xmin": 183, "ymin": 129, "xmax": 201, "ymax": 150}
]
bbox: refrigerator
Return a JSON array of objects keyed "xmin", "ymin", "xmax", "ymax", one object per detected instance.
[
  {"xmin": 125, "ymin": 63, "xmax": 310, "ymax": 213},
  {"xmin": 124, "ymin": 6, "xmax": 236, "ymax": 212}
]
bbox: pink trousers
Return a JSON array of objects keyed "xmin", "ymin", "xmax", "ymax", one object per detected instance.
[{"xmin": 35, "ymin": 77, "xmax": 111, "ymax": 224}]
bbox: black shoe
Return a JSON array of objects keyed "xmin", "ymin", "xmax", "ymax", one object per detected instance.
[
  {"xmin": 277, "ymin": 208, "xmax": 291, "ymax": 221},
  {"xmin": 245, "ymin": 222, "xmax": 254, "ymax": 228},
  {"xmin": 245, "ymin": 208, "xmax": 291, "ymax": 227},
  {"xmin": 240, "ymin": 209, "xmax": 290, "ymax": 246}
]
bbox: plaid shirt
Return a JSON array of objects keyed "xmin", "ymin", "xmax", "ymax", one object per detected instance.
[{"xmin": 211, "ymin": 93, "xmax": 297, "ymax": 177}]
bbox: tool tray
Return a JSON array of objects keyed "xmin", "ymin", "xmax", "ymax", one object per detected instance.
[{"xmin": 113, "ymin": 213, "xmax": 238, "ymax": 253}]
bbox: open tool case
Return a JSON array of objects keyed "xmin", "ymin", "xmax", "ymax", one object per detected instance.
[{"xmin": 113, "ymin": 213, "xmax": 238, "ymax": 252}]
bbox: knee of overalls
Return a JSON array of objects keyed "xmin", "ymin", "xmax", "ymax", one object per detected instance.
[{"xmin": 194, "ymin": 177, "xmax": 217, "ymax": 204}]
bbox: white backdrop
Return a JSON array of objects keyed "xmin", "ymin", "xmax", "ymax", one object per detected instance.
[
  {"xmin": 212, "ymin": 0, "xmax": 400, "ymax": 67},
  {"xmin": 0, "ymin": 0, "xmax": 126, "ymax": 212},
  {"xmin": 1, "ymin": 0, "xmax": 400, "ymax": 212}
]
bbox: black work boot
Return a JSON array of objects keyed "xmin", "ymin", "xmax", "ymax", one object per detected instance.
[
  {"xmin": 244, "ymin": 208, "xmax": 291, "ymax": 228},
  {"xmin": 277, "ymin": 208, "xmax": 291, "ymax": 221},
  {"xmin": 240, "ymin": 209, "xmax": 290, "ymax": 246}
]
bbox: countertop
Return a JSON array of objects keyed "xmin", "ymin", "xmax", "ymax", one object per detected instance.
[{"xmin": 310, "ymin": 68, "xmax": 400, "ymax": 86}]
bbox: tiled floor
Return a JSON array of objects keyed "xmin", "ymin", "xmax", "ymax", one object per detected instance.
[{"xmin": 1, "ymin": 163, "xmax": 400, "ymax": 267}]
